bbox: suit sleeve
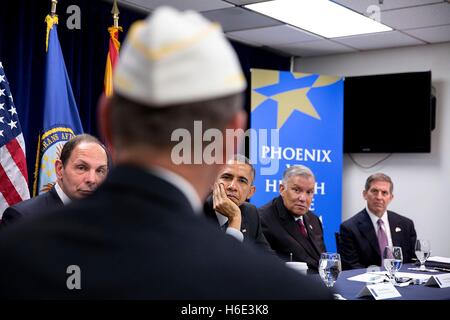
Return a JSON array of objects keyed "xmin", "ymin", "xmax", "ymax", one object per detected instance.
[
  {"xmin": 252, "ymin": 207, "xmax": 274, "ymax": 254},
  {"xmin": 316, "ymin": 216, "xmax": 326, "ymax": 252},
  {"xmin": 339, "ymin": 223, "xmax": 365, "ymax": 270},
  {"xmin": 0, "ymin": 207, "xmax": 23, "ymax": 228},
  {"xmin": 406, "ymin": 220, "xmax": 417, "ymax": 263}
]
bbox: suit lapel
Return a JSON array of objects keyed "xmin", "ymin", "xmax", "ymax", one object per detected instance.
[
  {"xmin": 303, "ymin": 213, "xmax": 322, "ymax": 255},
  {"xmin": 358, "ymin": 209, "xmax": 381, "ymax": 257},
  {"xmin": 388, "ymin": 211, "xmax": 402, "ymax": 246},
  {"xmin": 49, "ymin": 186, "xmax": 64, "ymax": 206},
  {"xmin": 275, "ymin": 197, "xmax": 318, "ymax": 260},
  {"xmin": 240, "ymin": 207, "xmax": 249, "ymax": 237}
]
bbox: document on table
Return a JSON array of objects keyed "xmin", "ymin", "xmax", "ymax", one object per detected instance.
[
  {"xmin": 348, "ymin": 271, "xmax": 431, "ymax": 283},
  {"xmin": 347, "ymin": 272, "xmax": 388, "ymax": 283},
  {"xmin": 428, "ymin": 256, "xmax": 450, "ymax": 264}
]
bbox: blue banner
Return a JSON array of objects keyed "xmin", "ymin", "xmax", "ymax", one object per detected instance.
[
  {"xmin": 250, "ymin": 69, "xmax": 343, "ymax": 252},
  {"xmin": 34, "ymin": 16, "xmax": 83, "ymax": 195}
]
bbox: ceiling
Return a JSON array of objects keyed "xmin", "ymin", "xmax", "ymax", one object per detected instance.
[{"xmin": 114, "ymin": 0, "xmax": 450, "ymax": 58}]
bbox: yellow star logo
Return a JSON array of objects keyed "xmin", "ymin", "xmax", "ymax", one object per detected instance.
[
  {"xmin": 272, "ymin": 87, "xmax": 320, "ymax": 128},
  {"xmin": 251, "ymin": 69, "xmax": 341, "ymax": 128}
]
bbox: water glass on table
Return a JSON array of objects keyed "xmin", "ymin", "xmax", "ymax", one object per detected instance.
[
  {"xmin": 383, "ymin": 246, "xmax": 403, "ymax": 283},
  {"xmin": 415, "ymin": 239, "xmax": 431, "ymax": 271},
  {"xmin": 318, "ymin": 252, "xmax": 341, "ymax": 288}
]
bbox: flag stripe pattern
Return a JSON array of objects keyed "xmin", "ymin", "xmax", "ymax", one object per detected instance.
[
  {"xmin": 0, "ymin": 61, "xmax": 30, "ymax": 217},
  {"xmin": 104, "ymin": 26, "xmax": 122, "ymax": 97}
]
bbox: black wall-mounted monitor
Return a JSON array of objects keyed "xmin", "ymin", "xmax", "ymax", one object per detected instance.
[{"xmin": 344, "ymin": 71, "xmax": 432, "ymax": 153}]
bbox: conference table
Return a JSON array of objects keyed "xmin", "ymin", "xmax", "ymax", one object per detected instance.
[{"xmin": 321, "ymin": 264, "xmax": 450, "ymax": 300}]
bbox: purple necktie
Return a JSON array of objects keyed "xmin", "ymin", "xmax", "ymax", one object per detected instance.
[
  {"xmin": 297, "ymin": 218, "xmax": 307, "ymax": 237},
  {"xmin": 377, "ymin": 219, "xmax": 388, "ymax": 257}
]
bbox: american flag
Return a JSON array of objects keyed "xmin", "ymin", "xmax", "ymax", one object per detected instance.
[{"xmin": 0, "ymin": 61, "xmax": 30, "ymax": 218}]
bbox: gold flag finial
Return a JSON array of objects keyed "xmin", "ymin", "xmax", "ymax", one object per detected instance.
[
  {"xmin": 50, "ymin": 0, "xmax": 58, "ymax": 17},
  {"xmin": 111, "ymin": 0, "xmax": 120, "ymax": 28}
]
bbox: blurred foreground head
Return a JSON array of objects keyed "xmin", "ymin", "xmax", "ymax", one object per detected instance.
[{"xmin": 98, "ymin": 6, "xmax": 247, "ymax": 199}]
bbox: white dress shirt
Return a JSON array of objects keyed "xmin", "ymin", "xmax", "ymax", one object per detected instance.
[
  {"xmin": 54, "ymin": 183, "xmax": 71, "ymax": 205},
  {"xmin": 215, "ymin": 211, "xmax": 244, "ymax": 242},
  {"xmin": 366, "ymin": 206, "xmax": 393, "ymax": 247}
]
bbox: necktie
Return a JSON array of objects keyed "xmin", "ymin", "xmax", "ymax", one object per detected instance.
[
  {"xmin": 297, "ymin": 218, "xmax": 307, "ymax": 237},
  {"xmin": 377, "ymin": 219, "xmax": 388, "ymax": 256}
]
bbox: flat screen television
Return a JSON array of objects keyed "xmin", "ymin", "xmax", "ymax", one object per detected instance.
[{"xmin": 344, "ymin": 71, "xmax": 432, "ymax": 153}]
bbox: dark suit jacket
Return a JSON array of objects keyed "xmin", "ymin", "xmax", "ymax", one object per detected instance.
[
  {"xmin": 203, "ymin": 195, "xmax": 272, "ymax": 253},
  {"xmin": 258, "ymin": 196, "xmax": 326, "ymax": 270},
  {"xmin": 1, "ymin": 186, "xmax": 63, "ymax": 227},
  {"xmin": 339, "ymin": 209, "xmax": 417, "ymax": 270},
  {"xmin": 0, "ymin": 165, "xmax": 332, "ymax": 299}
]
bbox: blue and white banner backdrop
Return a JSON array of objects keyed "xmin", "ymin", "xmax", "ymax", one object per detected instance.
[{"xmin": 249, "ymin": 69, "xmax": 343, "ymax": 252}]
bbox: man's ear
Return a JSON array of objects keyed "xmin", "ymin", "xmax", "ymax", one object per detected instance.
[
  {"xmin": 98, "ymin": 94, "xmax": 114, "ymax": 158},
  {"xmin": 228, "ymin": 110, "xmax": 247, "ymax": 132},
  {"xmin": 222, "ymin": 110, "xmax": 247, "ymax": 162},
  {"xmin": 55, "ymin": 159, "xmax": 64, "ymax": 180},
  {"xmin": 247, "ymin": 185, "xmax": 256, "ymax": 200},
  {"xmin": 362, "ymin": 190, "xmax": 368, "ymax": 200},
  {"xmin": 279, "ymin": 183, "xmax": 285, "ymax": 195}
]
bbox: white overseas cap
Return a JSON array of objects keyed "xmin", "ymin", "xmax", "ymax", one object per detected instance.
[{"xmin": 113, "ymin": 6, "xmax": 247, "ymax": 107}]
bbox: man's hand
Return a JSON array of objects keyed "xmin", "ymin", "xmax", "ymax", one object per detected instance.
[{"xmin": 212, "ymin": 183, "xmax": 242, "ymax": 230}]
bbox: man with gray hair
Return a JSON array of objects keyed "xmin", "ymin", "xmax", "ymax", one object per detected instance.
[
  {"xmin": 259, "ymin": 165, "xmax": 326, "ymax": 270},
  {"xmin": 339, "ymin": 173, "xmax": 417, "ymax": 270},
  {"xmin": 0, "ymin": 7, "xmax": 331, "ymax": 299}
]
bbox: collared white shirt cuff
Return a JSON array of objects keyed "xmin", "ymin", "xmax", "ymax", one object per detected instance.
[{"xmin": 225, "ymin": 227, "xmax": 244, "ymax": 242}]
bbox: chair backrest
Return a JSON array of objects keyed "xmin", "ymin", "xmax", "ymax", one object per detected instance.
[{"xmin": 335, "ymin": 232, "xmax": 341, "ymax": 253}]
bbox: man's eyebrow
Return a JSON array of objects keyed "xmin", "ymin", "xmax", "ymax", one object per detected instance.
[{"xmin": 73, "ymin": 159, "xmax": 89, "ymax": 165}]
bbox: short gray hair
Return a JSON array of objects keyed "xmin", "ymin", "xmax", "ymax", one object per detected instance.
[
  {"xmin": 109, "ymin": 93, "xmax": 244, "ymax": 149},
  {"xmin": 282, "ymin": 165, "xmax": 315, "ymax": 185},
  {"xmin": 365, "ymin": 173, "xmax": 394, "ymax": 193}
]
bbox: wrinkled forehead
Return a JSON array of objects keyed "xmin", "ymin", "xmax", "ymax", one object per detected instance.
[
  {"xmin": 220, "ymin": 161, "xmax": 253, "ymax": 178},
  {"xmin": 368, "ymin": 179, "xmax": 392, "ymax": 192},
  {"xmin": 68, "ymin": 142, "xmax": 108, "ymax": 163},
  {"xmin": 284, "ymin": 174, "xmax": 315, "ymax": 186}
]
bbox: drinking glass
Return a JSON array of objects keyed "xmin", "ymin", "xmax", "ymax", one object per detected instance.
[
  {"xmin": 383, "ymin": 246, "xmax": 403, "ymax": 282},
  {"xmin": 318, "ymin": 252, "xmax": 342, "ymax": 288},
  {"xmin": 415, "ymin": 239, "xmax": 431, "ymax": 271}
]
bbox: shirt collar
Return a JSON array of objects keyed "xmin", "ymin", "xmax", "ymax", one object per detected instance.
[
  {"xmin": 366, "ymin": 205, "xmax": 388, "ymax": 225},
  {"xmin": 148, "ymin": 166, "xmax": 202, "ymax": 215},
  {"xmin": 55, "ymin": 182, "xmax": 71, "ymax": 205}
]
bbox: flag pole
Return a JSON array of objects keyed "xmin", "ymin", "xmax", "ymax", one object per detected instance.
[
  {"xmin": 112, "ymin": 0, "xmax": 120, "ymax": 28},
  {"xmin": 46, "ymin": 0, "xmax": 59, "ymax": 52},
  {"xmin": 50, "ymin": 0, "xmax": 58, "ymax": 17}
]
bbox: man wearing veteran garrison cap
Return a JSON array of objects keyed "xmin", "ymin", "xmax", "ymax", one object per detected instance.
[{"xmin": 0, "ymin": 7, "xmax": 332, "ymax": 299}]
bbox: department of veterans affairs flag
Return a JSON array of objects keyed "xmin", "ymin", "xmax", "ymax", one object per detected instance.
[
  {"xmin": 33, "ymin": 15, "xmax": 83, "ymax": 196},
  {"xmin": 0, "ymin": 61, "xmax": 30, "ymax": 217}
]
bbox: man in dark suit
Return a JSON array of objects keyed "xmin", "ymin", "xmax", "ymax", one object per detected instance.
[
  {"xmin": 0, "ymin": 7, "xmax": 332, "ymax": 299},
  {"xmin": 259, "ymin": 165, "xmax": 326, "ymax": 270},
  {"xmin": 339, "ymin": 173, "xmax": 417, "ymax": 270},
  {"xmin": 203, "ymin": 155, "xmax": 271, "ymax": 252},
  {"xmin": 0, "ymin": 134, "xmax": 108, "ymax": 227}
]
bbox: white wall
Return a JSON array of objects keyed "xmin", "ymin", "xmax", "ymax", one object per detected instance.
[{"xmin": 294, "ymin": 42, "xmax": 450, "ymax": 257}]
